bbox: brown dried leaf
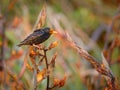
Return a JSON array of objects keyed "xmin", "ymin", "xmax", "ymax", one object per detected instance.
[
  {"xmin": 53, "ymin": 75, "xmax": 67, "ymax": 88},
  {"xmin": 35, "ymin": 4, "xmax": 46, "ymax": 29},
  {"xmin": 29, "ymin": 49, "xmax": 36, "ymax": 57},
  {"xmin": 53, "ymin": 78, "xmax": 60, "ymax": 87},
  {"xmin": 26, "ymin": 63, "xmax": 33, "ymax": 71},
  {"xmin": 29, "ymin": 47, "xmax": 37, "ymax": 65},
  {"xmin": 49, "ymin": 52, "xmax": 58, "ymax": 68},
  {"xmin": 101, "ymin": 52, "xmax": 110, "ymax": 69},
  {"xmin": 58, "ymin": 75, "xmax": 66, "ymax": 88},
  {"xmin": 29, "ymin": 48, "xmax": 36, "ymax": 65},
  {"xmin": 103, "ymin": 50, "xmax": 109, "ymax": 60}
]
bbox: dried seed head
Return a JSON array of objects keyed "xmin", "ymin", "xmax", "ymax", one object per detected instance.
[{"xmin": 48, "ymin": 41, "xmax": 58, "ymax": 50}]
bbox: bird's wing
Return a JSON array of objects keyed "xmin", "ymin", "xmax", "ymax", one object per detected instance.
[{"xmin": 19, "ymin": 30, "xmax": 44, "ymax": 44}]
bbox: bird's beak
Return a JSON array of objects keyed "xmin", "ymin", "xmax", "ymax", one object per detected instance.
[{"xmin": 49, "ymin": 29, "xmax": 58, "ymax": 34}]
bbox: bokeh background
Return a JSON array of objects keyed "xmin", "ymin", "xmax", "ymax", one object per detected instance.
[{"xmin": 0, "ymin": 0, "xmax": 120, "ymax": 90}]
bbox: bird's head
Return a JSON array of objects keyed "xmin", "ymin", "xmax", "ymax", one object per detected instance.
[{"xmin": 44, "ymin": 27, "xmax": 57, "ymax": 35}]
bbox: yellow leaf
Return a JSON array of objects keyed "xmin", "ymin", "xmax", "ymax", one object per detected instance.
[
  {"xmin": 48, "ymin": 41, "xmax": 58, "ymax": 50},
  {"xmin": 37, "ymin": 68, "xmax": 47, "ymax": 83},
  {"xmin": 26, "ymin": 63, "xmax": 33, "ymax": 71}
]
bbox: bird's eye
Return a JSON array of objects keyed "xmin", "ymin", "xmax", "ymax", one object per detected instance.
[{"xmin": 46, "ymin": 28, "xmax": 50, "ymax": 32}]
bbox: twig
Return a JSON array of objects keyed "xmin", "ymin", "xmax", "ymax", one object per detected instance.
[
  {"xmin": 44, "ymin": 49, "xmax": 49, "ymax": 90},
  {"xmin": 38, "ymin": 56, "xmax": 45, "ymax": 65}
]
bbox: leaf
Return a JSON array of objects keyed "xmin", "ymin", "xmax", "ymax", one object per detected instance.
[
  {"xmin": 53, "ymin": 75, "xmax": 67, "ymax": 88},
  {"xmin": 53, "ymin": 78, "xmax": 60, "ymax": 87},
  {"xmin": 26, "ymin": 63, "xmax": 33, "ymax": 71},
  {"xmin": 101, "ymin": 52, "xmax": 110, "ymax": 69},
  {"xmin": 48, "ymin": 41, "xmax": 58, "ymax": 50},
  {"xmin": 49, "ymin": 52, "xmax": 58, "ymax": 68},
  {"xmin": 34, "ymin": 4, "xmax": 46, "ymax": 30},
  {"xmin": 37, "ymin": 68, "xmax": 47, "ymax": 84},
  {"xmin": 58, "ymin": 75, "xmax": 66, "ymax": 88},
  {"xmin": 29, "ymin": 49, "xmax": 36, "ymax": 57}
]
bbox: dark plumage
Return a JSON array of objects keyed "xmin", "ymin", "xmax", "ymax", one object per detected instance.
[{"xmin": 17, "ymin": 27, "xmax": 57, "ymax": 47}]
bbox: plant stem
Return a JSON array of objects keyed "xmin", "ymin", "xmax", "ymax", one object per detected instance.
[
  {"xmin": 34, "ymin": 65, "xmax": 37, "ymax": 90},
  {"xmin": 31, "ymin": 50, "xmax": 37, "ymax": 90},
  {"xmin": 44, "ymin": 50, "xmax": 49, "ymax": 90}
]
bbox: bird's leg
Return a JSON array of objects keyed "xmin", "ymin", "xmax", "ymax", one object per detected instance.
[
  {"xmin": 32, "ymin": 44, "xmax": 40, "ymax": 49},
  {"xmin": 32, "ymin": 44, "xmax": 44, "ymax": 51}
]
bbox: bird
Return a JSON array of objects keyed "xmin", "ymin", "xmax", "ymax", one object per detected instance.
[{"xmin": 17, "ymin": 27, "xmax": 57, "ymax": 47}]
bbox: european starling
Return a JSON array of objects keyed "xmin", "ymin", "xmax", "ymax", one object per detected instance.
[{"xmin": 17, "ymin": 27, "xmax": 57, "ymax": 47}]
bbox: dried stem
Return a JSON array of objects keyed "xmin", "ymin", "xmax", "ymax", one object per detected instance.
[
  {"xmin": 71, "ymin": 41, "xmax": 115, "ymax": 89},
  {"xmin": 44, "ymin": 49, "xmax": 49, "ymax": 90},
  {"xmin": 33, "ymin": 54, "xmax": 37, "ymax": 90},
  {"xmin": 18, "ymin": 49, "xmax": 29, "ymax": 79},
  {"xmin": 57, "ymin": 31, "xmax": 115, "ymax": 89},
  {"xmin": 29, "ymin": 47, "xmax": 38, "ymax": 90},
  {"xmin": 33, "ymin": 65, "xmax": 37, "ymax": 90}
]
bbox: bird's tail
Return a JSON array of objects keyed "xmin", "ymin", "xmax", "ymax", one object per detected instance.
[{"xmin": 17, "ymin": 43, "xmax": 23, "ymax": 47}]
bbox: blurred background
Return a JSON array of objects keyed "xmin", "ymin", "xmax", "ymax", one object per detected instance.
[{"xmin": 0, "ymin": 0, "xmax": 120, "ymax": 90}]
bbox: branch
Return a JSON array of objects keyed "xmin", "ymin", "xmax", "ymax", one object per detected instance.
[{"xmin": 56, "ymin": 31, "xmax": 115, "ymax": 89}]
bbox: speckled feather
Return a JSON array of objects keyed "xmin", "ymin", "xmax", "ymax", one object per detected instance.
[{"xmin": 17, "ymin": 27, "xmax": 51, "ymax": 47}]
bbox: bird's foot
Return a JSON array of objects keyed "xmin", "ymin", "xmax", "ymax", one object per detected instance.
[
  {"xmin": 32, "ymin": 44, "xmax": 45, "ymax": 50},
  {"xmin": 33, "ymin": 44, "xmax": 40, "ymax": 49}
]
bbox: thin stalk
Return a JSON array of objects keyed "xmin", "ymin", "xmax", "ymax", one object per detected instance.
[
  {"xmin": 33, "ymin": 65, "xmax": 37, "ymax": 90},
  {"xmin": 31, "ymin": 51, "xmax": 37, "ymax": 90},
  {"xmin": 44, "ymin": 50, "xmax": 49, "ymax": 90}
]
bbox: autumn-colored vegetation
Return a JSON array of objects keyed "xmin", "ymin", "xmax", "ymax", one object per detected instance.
[{"xmin": 0, "ymin": 0, "xmax": 120, "ymax": 90}]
